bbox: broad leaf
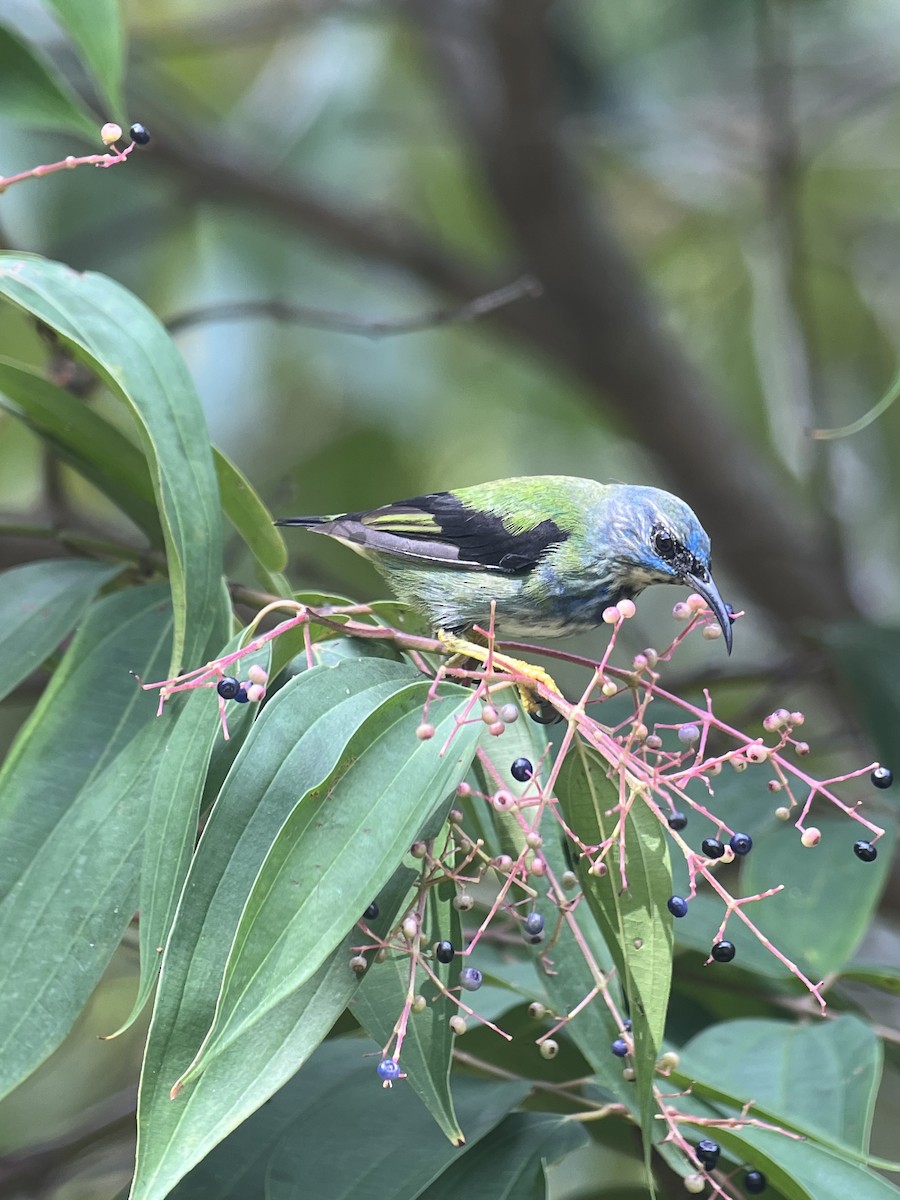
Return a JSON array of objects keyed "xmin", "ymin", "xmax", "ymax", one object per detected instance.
[
  {"xmin": 213, "ymin": 446, "xmax": 287, "ymax": 575},
  {"xmin": 0, "ymin": 25, "xmax": 97, "ymax": 138},
  {"xmin": 44, "ymin": 0, "xmax": 125, "ymax": 118},
  {"xmin": 0, "ymin": 256, "xmax": 227, "ymax": 676},
  {"xmin": 133, "ymin": 661, "xmax": 436, "ymax": 1200},
  {"xmin": 0, "ymin": 584, "xmax": 172, "ymax": 1099},
  {"xmin": 178, "ymin": 681, "xmax": 481, "ymax": 1081},
  {"xmin": 0, "ymin": 558, "xmax": 122, "ymax": 702}
]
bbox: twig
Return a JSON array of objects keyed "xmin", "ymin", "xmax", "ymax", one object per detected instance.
[{"xmin": 166, "ymin": 275, "xmax": 542, "ymax": 338}]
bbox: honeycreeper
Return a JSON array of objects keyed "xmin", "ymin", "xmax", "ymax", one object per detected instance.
[{"xmin": 275, "ymin": 476, "xmax": 733, "ymax": 653}]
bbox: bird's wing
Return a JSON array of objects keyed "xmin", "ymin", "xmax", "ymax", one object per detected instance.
[{"xmin": 313, "ymin": 491, "xmax": 569, "ymax": 574}]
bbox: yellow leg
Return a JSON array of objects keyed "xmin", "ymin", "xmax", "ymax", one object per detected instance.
[{"xmin": 437, "ymin": 631, "xmax": 562, "ymax": 721}]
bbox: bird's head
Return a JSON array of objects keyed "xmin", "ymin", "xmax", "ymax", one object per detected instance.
[{"xmin": 601, "ymin": 486, "xmax": 733, "ymax": 653}]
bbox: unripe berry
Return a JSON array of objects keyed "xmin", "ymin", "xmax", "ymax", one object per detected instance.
[
  {"xmin": 645, "ymin": 734, "xmax": 663, "ymax": 750},
  {"xmin": 657, "ymin": 1050, "xmax": 680, "ymax": 1071},
  {"xmin": 617, "ymin": 599, "xmax": 636, "ymax": 619},
  {"xmin": 525, "ymin": 831, "xmax": 543, "ymax": 850},
  {"xmin": 539, "ymin": 1038, "xmax": 559, "ymax": 1059},
  {"xmin": 100, "ymin": 122, "xmax": 122, "ymax": 145},
  {"xmin": 602, "ymin": 606, "xmax": 619, "ymax": 624},
  {"xmin": 774, "ymin": 806, "xmax": 791, "ymax": 821},
  {"xmin": 493, "ymin": 854, "xmax": 513, "ymax": 871},
  {"xmin": 767, "ymin": 780, "xmax": 782, "ymax": 792},
  {"xmin": 410, "ymin": 841, "xmax": 427, "ymax": 858},
  {"xmin": 499, "ymin": 703, "xmax": 519, "ymax": 723},
  {"xmin": 631, "ymin": 723, "xmax": 649, "ymax": 742},
  {"xmin": 702, "ymin": 625, "xmax": 721, "ymax": 641},
  {"xmin": 402, "ymin": 916, "xmax": 418, "ymax": 940},
  {"xmin": 794, "ymin": 741, "xmax": 810, "ymax": 756},
  {"xmin": 416, "ymin": 722, "xmax": 435, "ymax": 740},
  {"xmin": 245, "ymin": 683, "xmax": 266, "ymax": 702},
  {"xmin": 481, "ymin": 705, "xmax": 499, "ymax": 724},
  {"xmin": 452, "ymin": 892, "xmax": 474, "ymax": 911},
  {"xmin": 247, "ymin": 664, "xmax": 268, "ymax": 685},
  {"xmin": 411, "ymin": 994, "xmax": 427, "ymax": 1013},
  {"xmin": 622, "ymin": 1066, "xmax": 636, "ymax": 1081},
  {"xmin": 745, "ymin": 744, "xmax": 769, "ymax": 763},
  {"xmin": 349, "ymin": 955, "xmax": 367, "ymax": 973},
  {"xmin": 456, "ymin": 781, "xmax": 472, "ymax": 798},
  {"xmin": 683, "ymin": 1173, "xmax": 705, "ymax": 1194},
  {"xmin": 449, "ymin": 1015, "xmax": 467, "ymax": 1035},
  {"xmin": 643, "ymin": 648, "xmax": 659, "ymax": 667},
  {"xmin": 488, "ymin": 721, "xmax": 505, "ymax": 736},
  {"xmin": 530, "ymin": 856, "xmax": 547, "ymax": 877},
  {"xmin": 678, "ymin": 723, "xmax": 700, "ymax": 745},
  {"xmin": 528, "ymin": 1001, "xmax": 547, "ymax": 1020},
  {"xmin": 672, "ymin": 601, "xmax": 691, "ymax": 621},
  {"xmin": 561, "ymin": 870, "xmax": 578, "ymax": 890},
  {"xmin": 492, "ymin": 790, "xmax": 516, "ymax": 813},
  {"xmin": 800, "ymin": 827, "xmax": 821, "ymax": 847},
  {"xmin": 601, "ymin": 680, "xmax": 618, "ymax": 697}
]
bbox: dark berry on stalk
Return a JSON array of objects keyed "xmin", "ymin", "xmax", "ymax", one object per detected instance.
[
  {"xmin": 217, "ymin": 676, "xmax": 240, "ymax": 700},
  {"xmin": 129, "ymin": 123, "xmax": 151, "ymax": 145},
  {"xmin": 364, "ymin": 902, "xmax": 379, "ymax": 921},
  {"xmin": 377, "ymin": 1058, "xmax": 400, "ymax": 1081},
  {"xmin": 667, "ymin": 895, "xmax": 689, "ymax": 918},
  {"xmin": 233, "ymin": 685, "xmax": 250, "ymax": 704},
  {"xmin": 460, "ymin": 966, "xmax": 483, "ymax": 991},
  {"xmin": 871, "ymin": 767, "xmax": 893, "ymax": 789},
  {"xmin": 744, "ymin": 1170, "xmax": 767, "ymax": 1194},
  {"xmin": 729, "ymin": 832, "xmax": 753, "ymax": 856},
  {"xmin": 622, "ymin": 1017, "xmax": 632, "ymax": 1032},
  {"xmin": 524, "ymin": 912, "xmax": 544, "ymax": 937},
  {"xmin": 711, "ymin": 940, "xmax": 736, "ymax": 962},
  {"xmin": 435, "ymin": 940, "xmax": 455, "ymax": 963},
  {"xmin": 701, "ymin": 837, "xmax": 725, "ymax": 859},
  {"xmin": 854, "ymin": 840, "xmax": 878, "ymax": 863},
  {"xmin": 511, "ymin": 757, "xmax": 534, "ymax": 782},
  {"xmin": 667, "ymin": 811, "xmax": 688, "ymax": 831},
  {"xmin": 695, "ymin": 1138, "xmax": 720, "ymax": 1167},
  {"xmin": 611, "ymin": 1038, "xmax": 629, "ymax": 1057}
]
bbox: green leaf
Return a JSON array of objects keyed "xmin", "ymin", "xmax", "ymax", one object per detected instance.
[
  {"xmin": 0, "ymin": 558, "xmax": 123, "ymax": 701},
  {"xmin": 352, "ymin": 875, "xmax": 463, "ymax": 1144},
  {"xmin": 213, "ymin": 445, "xmax": 288, "ymax": 575},
  {"xmin": 0, "ymin": 584, "xmax": 173, "ymax": 1099},
  {"xmin": 44, "ymin": 0, "xmax": 125, "ymax": 119},
  {"xmin": 418, "ymin": 1112, "xmax": 588, "ymax": 1200},
  {"xmin": 821, "ymin": 621, "xmax": 900, "ymax": 765},
  {"xmin": 0, "ymin": 357, "xmax": 162, "ymax": 542},
  {"xmin": 180, "ymin": 682, "xmax": 481, "ymax": 1081},
  {"xmin": 132, "ymin": 661, "xmax": 437, "ymax": 1200},
  {"xmin": 0, "ymin": 255, "xmax": 227, "ymax": 676},
  {"xmin": 679, "ymin": 1015, "xmax": 882, "ymax": 1155},
  {"xmin": 0, "ymin": 25, "xmax": 97, "ymax": 139},
  {"xmin": 557, "ymin": 740, "xmax": 673, "ymax": 1148},
  {"xmin": 166, "ymin": 1038, "xmax": 529, "ymax": 1200}
]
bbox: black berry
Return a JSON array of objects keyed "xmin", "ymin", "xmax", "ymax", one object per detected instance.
[
  {"xmin": 377, "ymin": 1058, "xmax": 400, "ymax": 1081},
  {"xmin": 622, "ymin": 1017, "xmax": 632, "ymax": 1032},
  {"xmin": 667, "ymin": 811, "xmax": 688, "ymax": 831},
  {"xmin": 871, "ymin": 767, "xmax": 893, "ymax": 789},
  {"xmin": 363, "ymin": 902, "xmax": 379, "ymax": 920},
  {"xmin": 744, "ymin": 1169, "xmax": 767, "ymax": 1194},
  {"xmin": 853, "ymin": 840, "xmax": 878, "ymax": 863},
  {"xmin": 129, "ymin": 123, "xmax": 151, "ymax": 145},
  {"xmin": 695, "ymin": 1138, "xmax": 720, "ymax": 1167},
  {"xmin": 701, "ymin": 837, "xmax": 725, "ymax": 859},
  {"xmin": 524, "ymin": 912, "xmax": 544, "ymax": 937},
  {"xmin": 667, "ymin": 895, "xmax": 689, "ymax": 918},
  {"xmin": 233, "ymin": 685, "xmax": 250, "ymax": 704},
  {"xmin": 511, "ymin": 757, "xmax": 534, "ymax": 782},
  {"xmin": 460, "ymin": 966, "xmax": 483, "ymax": 991},
  {"xmin": 729, "ymin": 832, "xmax": 753, "ymax": 856},
  {"xmin": 711, "ymin": 940, "xmax": 736, "ymax": 962},
  {"xmin": 217, "ymin": 676, "xmax": 240, "ymax": 700},
  {"xmin": 435, "ymin": 940, "xmax": 455, "ymax": 963},
  {"xmin": 611, "ymin": 1038, "xmax": 629, "ymax": 1057}
]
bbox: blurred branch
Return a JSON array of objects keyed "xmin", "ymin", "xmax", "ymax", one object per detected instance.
[{"xmin": 165, "ymin": 274, "xmax": 542, "ymax": 338}]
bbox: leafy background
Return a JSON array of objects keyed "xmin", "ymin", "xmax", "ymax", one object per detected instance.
[{"xmin": 1, "ymin": 0, "xmax": 900, "ymax": 1198}]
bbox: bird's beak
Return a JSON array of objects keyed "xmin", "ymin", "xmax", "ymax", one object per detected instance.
[{"xmin": 684, "ymin": 570, "xmax": 733, "ymax": 654}]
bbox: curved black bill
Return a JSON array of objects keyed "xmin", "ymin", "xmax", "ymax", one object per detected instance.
[{"xmin": 685, "ymin": 571, "xmax": 733, "ymax": 654}]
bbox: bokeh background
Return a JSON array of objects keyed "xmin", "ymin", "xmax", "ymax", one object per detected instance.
[{"xmin": 2, "ymin": 1, "xmax": 900, "ymax": 1196}]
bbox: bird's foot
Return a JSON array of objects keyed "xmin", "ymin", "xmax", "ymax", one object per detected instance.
[{"xmin": 437, "ymin": 632, "xmax": 563, "ymax": 723}]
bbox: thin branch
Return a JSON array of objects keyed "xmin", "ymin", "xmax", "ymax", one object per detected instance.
[{"xmin": 165, "ymin": 274, "xmax": 542, "ymax": 338}]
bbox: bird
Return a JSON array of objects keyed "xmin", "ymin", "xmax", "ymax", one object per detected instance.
[{"xmin": 275, "ymin": 476, "xmax": 733, "ymax": 658}]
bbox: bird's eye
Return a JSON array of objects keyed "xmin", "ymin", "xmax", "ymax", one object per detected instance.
[{"xmin": 652, "ymin": 527, "xmax": 678, "ymax": 562}]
